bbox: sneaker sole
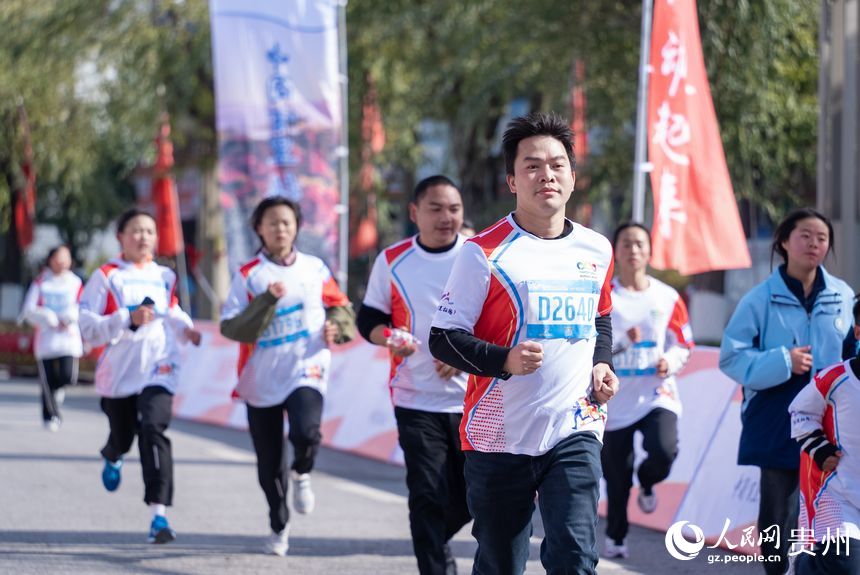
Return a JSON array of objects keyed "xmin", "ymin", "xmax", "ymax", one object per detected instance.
[{"xmin": 149, "ymin": 528, "xmax": 176, "ymax": 544}]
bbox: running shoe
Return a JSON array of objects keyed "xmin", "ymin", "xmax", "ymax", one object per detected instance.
[
  {"xmin": 148, "ymin": 515, "xmax": 176, "ymax": 544},
  {"xmin": 603, "ymin": 537, "xmax": 629, "ymax": 559},
  {"xmin": 292, "ymin": 471, "xmax": 315, "ymax": 514},
  {"xmin": 101, "ymin": 458, "xmax": 122, "ymax": 492},
  {"xmin": 637, "ymin": 488, "xmax": 657, "ymax": 514},
  {"xmin": 45, "ymin": 417, "xmax": 61, "ymax": 432},
  {"xmin": 264, "ymin": 526, "xmax": 289, "ymax": 556}
]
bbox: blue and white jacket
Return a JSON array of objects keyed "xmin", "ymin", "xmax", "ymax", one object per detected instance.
[{"xmin": 719, "ymin": 266, "xmax": 854, "ymax": 469}]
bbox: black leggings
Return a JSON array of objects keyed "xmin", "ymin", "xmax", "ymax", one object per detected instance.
[
  {"xmin": 37, "ymin": 356, "xmax": 78, "ymax": 421},
  {"xmin": 246, "ymin": 386, "xmax": 324, "ymax": 533},
  {"xmin": 601, "ymin": 407, "xmax": 679, "ymax": 542},
  {"xmin": 100, "ymin": 386, "xmax": 174, "ymax": 506}
]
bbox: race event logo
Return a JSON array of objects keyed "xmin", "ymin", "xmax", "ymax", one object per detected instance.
[{"xmin": 665, "ymin": 521, "xmax": 705, "ymax": 560}]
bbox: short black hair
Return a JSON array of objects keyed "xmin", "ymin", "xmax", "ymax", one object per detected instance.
[
  {"xmin": 502, "ymin": 112, "xmax": 575, "ymax": 176},
  {"xmin": 250, "ymin": 196, "xmax": 303, "ymax": 245},
  {"xmin": 771, "ymin": 207, "xmax": 834, "ymax": 265},
  {"xmin": 116, "ymin": 208, "xmax": 156, "ymax": 233},
  {"xmin": 612, "ymin": 222, "xmax": 651, "ymax": 251},
  {"xmin": 45, "ymin": 245, "xmax": 71, "ymax": 268},
  {"xmin": 412, "ymin": 175, "xmax": 460, "ymax": 204}
]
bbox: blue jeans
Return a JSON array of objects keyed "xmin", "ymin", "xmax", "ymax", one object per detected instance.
[{"xmin": 464, "ymin": 432, "xmax": 602, "ymax": 575}]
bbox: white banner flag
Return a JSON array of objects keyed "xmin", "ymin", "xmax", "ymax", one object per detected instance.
[{"xmin": 210, "ymin": 0, "xmax": 345, "ymax": 273}]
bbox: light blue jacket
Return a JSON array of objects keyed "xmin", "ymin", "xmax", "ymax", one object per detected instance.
[
  {"xmin": 719, "ymin": 266, "xmax": 854, "ymax": 469},
  {"xmin": 720, "ymin": 267, "xmax": 854, "ymax": 392}
]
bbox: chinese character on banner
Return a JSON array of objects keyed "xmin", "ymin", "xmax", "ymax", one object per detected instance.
[{"xmin": 647, "ymin": 0, "xmax": 751, "ymax": 274}]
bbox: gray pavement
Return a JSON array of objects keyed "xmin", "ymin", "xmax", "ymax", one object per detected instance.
[{"xmin": 0, "ymin": 376, "xmax": 759, "ymax": 574}]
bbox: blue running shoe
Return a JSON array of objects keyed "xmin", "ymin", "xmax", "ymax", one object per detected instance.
[
  {"xmin": 148, "ymin": 515, "xmax": 176, "ymax": 544},
  {"xmin": 101, "ymin": 458, "xmax": 122, "ymax": 492}
]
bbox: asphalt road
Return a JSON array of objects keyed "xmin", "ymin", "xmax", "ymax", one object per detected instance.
[{"xmin": 0, "ymin": 376, "xmax": 760, "ymax": 574}]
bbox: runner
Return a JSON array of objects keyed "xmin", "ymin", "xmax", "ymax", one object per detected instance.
[
  {"xmin": 720, "ymin": 208, "xmax": 855, "ymax": 575},
  {"xmin": 789, "ymin": 294, "xmax": 860, "ymax": 574},
  {"xmin": 357, "ymin": 175, "xmax": 471, "ymax": 574},
  {"xmin": 21, "ymin": 245, "xmax": 83, "ymax": 431},
  {"xmin": 600, "ymin": 222, "xmax": 694, "ymax": 559},
  {"xmin": 429, "ymin": 112, "xmax": 618, "ymax": 574},
  {"xmin": 220, "ymin": 196, "xmax": 355, "ymax": 557},
  {"xmin": 79, "ymin": 208, "xmax": 202, "ymax": 544}
]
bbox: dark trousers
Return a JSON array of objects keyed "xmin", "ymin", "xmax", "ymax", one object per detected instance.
[
  {"xmin": 759, "ymin": 468, "xmax": 799, "ymax": 575},
  {"xmin": 100, "ymin": 385, "xmax": 174, "ymax": 506},
  {"xmin": 37, "ymin": 356, "xmax": 77, "ymax": 421},
  {"xmin": 246, "ymin": 386, "xmax": 323, "ymax": 533},
  {"xmin": 601, "ymin": 408, "xmax": 678, "ymax": 543},
  {"xmin": 464, "ymin": 432, "xmax": 602, "ymax": 575},
  {"xmin": 795, "ymin": 538, "xmax": 860, "ymax": 574},
  {"xmin": 395, "ymin": 406, "xmax": 472, "ymax": 575}
]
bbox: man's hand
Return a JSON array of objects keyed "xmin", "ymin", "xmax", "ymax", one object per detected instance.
[
  {"xmin": 822, "ymin": 451, "xmax": 842, "ymax": 473},
  {"xmin": 591, "ymin": 363, "xmax": 619, "ymax": 404},
  {"xmin": 656, "ymin": 358, "xmax": 669, "ymax": 378},
  {"xmin": 626, "ymin": 326, "xmax": 642, "ymax": 343},
  {"xmin": 434, "ymin": 359, "xmax": 461, "ymax": 380},
  {"xmin": 323, "ymin": 320, "xmax": 339, "ymax": 347},
  {"xmin": 388, "ymin": 338, "xmax": 417, "ymax": 357},
  {"xmin": 130, "ymin": 305, "xmax": 155, "ymax": 328},
  {"xmin": 184, "ymin": 328, "xmax": 202, "ymax": 346},
  {"xmin": 503, "ymin": 341, "xmax": 543, "ymax": 376}
]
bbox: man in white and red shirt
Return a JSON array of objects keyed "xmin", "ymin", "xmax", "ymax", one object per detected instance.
[
  {"xmin": 430, "ymin": 113, "xmax": 618, "ymax": 574},
  {"xmin": 357, "ymin": 175, "xmax": 470, "ymax": 575},
  {"xmin": 789, "ymin": 296, "xmax": 860, "ymax": 574}
]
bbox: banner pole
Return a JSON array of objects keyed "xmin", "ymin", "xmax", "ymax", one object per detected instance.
[
  {"xmin": 632, "ymin": 0, "xmax": 654, "ymax": 224},
  {"xmin": 336, "ymin": 0, "xmax": 350, "ymax": 292}
]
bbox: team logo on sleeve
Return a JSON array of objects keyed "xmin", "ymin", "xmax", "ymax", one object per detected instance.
[
  {"xmin": 572, "ymin": 396, "xmax": 607, "ymax": 430},
  {"xmin": 437, "ymin": 291, "xmax": 456, "ymax": 316}
]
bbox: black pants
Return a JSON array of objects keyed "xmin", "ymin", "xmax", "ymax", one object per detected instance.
[
  {"xmin": 37, "ymin": 356, "xmax": 78, "ymax": 421},
  {"xmin": 395, "ymin": 406, "xmax": 471, "ymax": 575},
  {"xmin": 759, "ymin": 468, "xmax": 799, "ymax": 575},
  {"xmin": 601, "ymin": 408, "xmax": 678, "ymax": 543},
  {"xmin": 100, "ymin": 386, "xmax": 174, "ymax": 506},
  {"xmin": 246, "ymin": 386, "xmax": 324, "ymax": 533},
  {"xmin": 795, "ymin": 538, "xmax": 860, "ymax": 574}
]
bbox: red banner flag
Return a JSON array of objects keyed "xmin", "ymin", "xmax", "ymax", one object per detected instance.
[
  {"xmin": 647, "ymin": 0, "xmax": 750, "ymax": 274},
  {"xmin": 152, "ymin": 116, "xmax": 184, "ymax": 257},
  {"xmin": 15, "ymin": 106, "xmax": 36, "ymax": 249}
]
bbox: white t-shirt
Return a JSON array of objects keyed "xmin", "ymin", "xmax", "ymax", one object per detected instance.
[
  {"xmin": 79, "ymin": 258, "xmax": 194, "ymax": 398},
  {"xmin": 605, "ymin": 276, "xmax": 694, "ymax": 431},
  {"xmin": 791, "ymin": 361, "xmax": 860, "ymax": 540},
  {"xmin": 22, "ymin": 270, "xmax": 84, "ymax": 360},
  {"xmin": 222, "ymin": 251, "xmax": 349, "ymax": 408},
  {"xmin": 363, "ymin": 235, "xmax": 468, "ymax": 413},
  {"xmin": 431, "ymin": 214, "xmax": 614, "ymax": 456}
]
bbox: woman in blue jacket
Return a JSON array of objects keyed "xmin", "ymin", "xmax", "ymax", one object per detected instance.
[{"xmin": 720, "ymin": 208, "xmax": 855, "ymax": 575}]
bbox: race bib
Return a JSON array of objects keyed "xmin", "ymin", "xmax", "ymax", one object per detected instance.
[
  {"xmin": 259, "ymin": 303, "xmax": 309, "ymax": 348},
  {"xmin": 616, "ymin": 341, "xmax": 660, "ymax": 376},
  {"xmin": 525, "ymin": 280, "xmax": 599, "ymax": 339}
]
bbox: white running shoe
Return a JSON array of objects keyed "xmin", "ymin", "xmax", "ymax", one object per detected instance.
[
  {"xmin": 603, "ymin": 537, "xmax": 628, "ymax": 559},
  {"xmin": 45, "ymin": 417, "xmax": 61, "ymax": 432},
  {"xmin": 637, "ymin": 489, "xmax": 657, "ymax": 514},
  {"xmin": 291, "ymin": 471, "xmax": 315, "ymax": 514},
  {"xmin": 264, "ymin": 526, "xmax": 289, "ymax": 557}
]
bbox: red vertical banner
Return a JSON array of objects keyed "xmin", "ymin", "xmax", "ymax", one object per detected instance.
[
  {"xmin": 153, "ymin": 117, "xmax": 184, "ymax": 257},
  {"xmin": 648, "ymin": 0, "xmax": 750, "ymax": 274},
  {"xmin": 15, "ymin": 105, "xmax": 36, "ymax": 250}
]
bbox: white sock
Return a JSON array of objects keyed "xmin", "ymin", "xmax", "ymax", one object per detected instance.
[{"xmin": 150, "ymin": 503, "xmax": 167, "ymax": 518}]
